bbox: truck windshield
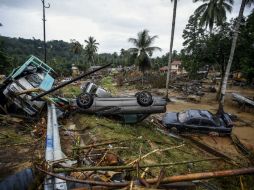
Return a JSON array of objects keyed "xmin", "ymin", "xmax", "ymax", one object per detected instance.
[
  {"xmin": 178, "ymin": 111, "xmax": 188, "ymax": 123},
  {"xmin": 25, "ymin": 74, "xmax": 42, "ymax": 88}
]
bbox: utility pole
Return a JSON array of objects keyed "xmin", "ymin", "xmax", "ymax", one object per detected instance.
[
  {"xmin": 165, "ymin": 0, "xmax": 178, "ymax": 101},
  {"xmin": 41, "ymin": 0, "xmax": 50, "ymax": 64}
]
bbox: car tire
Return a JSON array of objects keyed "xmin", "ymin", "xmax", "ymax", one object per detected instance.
[
  {"xmin": 137, "ymin": 91, "xmax": 153, "ymax": 107},
  {"xmin": 76, "ymin": 92, "xmax": 94, "ymax": 109}
]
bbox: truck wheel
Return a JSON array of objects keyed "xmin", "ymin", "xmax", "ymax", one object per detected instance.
[
  {"xmin": 76, "ymin": 93, "xmax": 93, "ymax": 109},
  {"xmin": 137, "ymin": 91, "xmax": 153, "ymax": 107}
]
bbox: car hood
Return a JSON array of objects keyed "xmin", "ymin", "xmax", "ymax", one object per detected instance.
[{"xmin": 162, "ymin": 112, "xmax": 178, "ymax": 125}]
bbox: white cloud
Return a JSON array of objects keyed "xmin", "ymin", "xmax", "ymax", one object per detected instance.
[{"xmin": 0, "ymin": 0, "xmax": 251, "ymax": 56}]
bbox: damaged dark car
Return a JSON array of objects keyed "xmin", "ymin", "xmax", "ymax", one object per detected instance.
[{"xmin": 162, "ymin": 109, "xmax": 233, "ymax": 135}]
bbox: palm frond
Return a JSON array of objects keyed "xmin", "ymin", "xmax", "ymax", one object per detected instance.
[
  {"xmin": 128, "ymin": 48, "xmax": 139, "ymax": 54},
  {"xmin": 145, "ymin": 46, "xmax": 162, "ymax": 52}
]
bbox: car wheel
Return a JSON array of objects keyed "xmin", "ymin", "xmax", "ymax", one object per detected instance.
[
  {"xmin": 76, "ymin": 92, "xmax": 94, "ymax": 109},
  {"xmin": 137, "ymin": 91, "xmax": 153, "ymax": 107}
]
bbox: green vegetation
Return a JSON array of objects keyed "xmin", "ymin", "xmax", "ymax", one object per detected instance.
[
  {"xmin": 128, "ymin": 29, "xmax": 161, "ymax": 75},
  {"xmin": 0, "ymin": 36, "xmax": 133, "ymax": 76},
  {"xmin": 99, "ymin": 76, "xmax": 117, "ymax": 95},
  {"xmin": 181, "ymin": 10, "xmax": 254, "ymax": 83},
  {"xmin": 193, "ymin": 0, "xmax": 233, "ymax": 32},
  {"xmin": 84, "ymin": 36, "xmax": 99, "ymax": 67},
  {"xmin": 73, "ymin": 114, "xmax": 226, "ymax": 176},
  {"xmin": 59, "ymin": 85, "xmax": 81, "ymax": 98}
]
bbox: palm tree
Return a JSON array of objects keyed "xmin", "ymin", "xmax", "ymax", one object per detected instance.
[
  {"xmin": 165, "ymin": 0, "xmax": 178, "ymax": 100},
  {"xmin": 128, "ymin": 29, "xmax": 161, "ymax": 84},
  {"xmin": 84, "ymin": 36, "xmax": 99, "ymax": 66},
  {"xmin": 70, "ymin": 39, "xmax": 82, "ymax": 65},
  {"xmin": 193, "ymin": 0, "xmax": 234, "ymax": 32},
  {"xmin": 193, "ymin": 0, "xmax": 233, "ymax": 103},
  {"xmin": 218, "ymin": 0, "xmax": 254, "ymax": 114}
]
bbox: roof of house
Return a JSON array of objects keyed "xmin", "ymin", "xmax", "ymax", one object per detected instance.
[
  {"xmin": 159, "ymin": 66, "xmax": 168, "ymax": 71},
  {"xmin": 171, "ymin": 60, "xmax": 181, "ymax": 65}
]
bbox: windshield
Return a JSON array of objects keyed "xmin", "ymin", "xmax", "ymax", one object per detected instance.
[
  {"xmin": 213, "ymin": 116, "xmax": 222, "ymax": 126},
  {"xmin": 178, "ymin": 111, "xmax": 188, "ymax": 123},
  {"xmin": 25, "ymin": 74, "xmax": 43, "ymax": 88}
]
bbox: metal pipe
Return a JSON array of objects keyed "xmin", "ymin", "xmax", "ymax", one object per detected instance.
[
  {"xmin": 31, "ymin": 63, "xmax": 111, "ymax": 101},
  {"xmin": 51, "ymin": 104, "xmax": 67, "ymax": 190},
  {"xmin": 44, "ymin": 104, "xmax": 54, "ymax": 190},
  {"xmin": 41, "ymin": 0, "xmax": 50, "ymax": 64},
  {"xmin": 44, "ymin": 104, "xmax": 67, "ymax": 190}
]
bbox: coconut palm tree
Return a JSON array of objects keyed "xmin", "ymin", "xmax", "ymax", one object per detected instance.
[
  {"xmin": 218, "ymin": 0, "xmax": 254, "ymax": 114},
  {"xmin": 193, "ymin": 0, "xmax": 234, "ymax": 32},
  {"xmin": 165, "ymin": 0, "xmax": 178, "ymax": 100},
  {"xmin": 84, "ymin": 36, "xmax": 99, "ymax": 66},
  {"xmin": 70, "ymin": 39, "xmax": 82, "ymax": 65},
  {"xmin": 128, "ymin": 29, "xmax": 161, "ymax": 84}
]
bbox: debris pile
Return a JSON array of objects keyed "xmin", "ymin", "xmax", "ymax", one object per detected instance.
[{"xmin": 169, "ymin": 81, "xmax": 204, "ymax": 96}]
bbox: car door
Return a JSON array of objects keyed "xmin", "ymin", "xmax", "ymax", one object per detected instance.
[
  {"xmin": 184, "ymin": 118, "xmax": 201, "ymax": 132},
  {"xmin": 199, "ymin": 119, "xmax": 217, "ymax": 133}
]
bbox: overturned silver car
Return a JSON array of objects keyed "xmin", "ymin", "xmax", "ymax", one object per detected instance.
[{"xmin": 76, "ymin": 82, "xmax": 167, "ymax": 123}]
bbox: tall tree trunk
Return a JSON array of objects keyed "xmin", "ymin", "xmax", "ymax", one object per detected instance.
[
  {"xmin": 92, "ymin": 56, "xmax": 95, "ymax": 66},
  {"xmin": 142, "ymin": 72, "xmax": 144, "ymax": 87},
  {"xmin": 216, "ymin": 72, "xmax": 224, "ymax": 100},
  {"xmin": 217, "ymin": 0, "xmax": 246, "ymax": 114},
  {"xmin": 216, "ymin": 62, "xmax": 225, "ymax": 100},
  {"xmin": 165, "ymin": 0, "xmax": 178, "ymax": 100}
]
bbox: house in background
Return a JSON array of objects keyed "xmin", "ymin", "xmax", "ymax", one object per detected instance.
[
  {"xmin": 159, "ymin": 60, "xmax": 186, "ymax": 75},
  {"xmin": 72, "ymin": 64, "xmax": 80, "ymax": 77}
]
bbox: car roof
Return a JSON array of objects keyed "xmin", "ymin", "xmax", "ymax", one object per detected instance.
[{"xmin": 187, "ymin": 109, "xmax": 213, "ymax": 120}]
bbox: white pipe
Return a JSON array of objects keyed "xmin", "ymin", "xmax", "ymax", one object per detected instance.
[
  {"xmin": 44, "ymin": 104, "xmax": 54, "ymax": 190},
  {"xmin": 51, "ymin": 104, "xmax": 67, "ymax": 190},
  {"xmin": 44, "ymin": 104, "xmax": 67, "ymax": 190}
]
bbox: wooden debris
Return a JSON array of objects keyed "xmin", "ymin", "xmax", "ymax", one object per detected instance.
[
  {"xmin": 53, "ymin": 157, "xmax": 222, "ymax": 173},
  {"xmin": 128, "ymin": 144, "xmax": 185, "ymax": 165}
]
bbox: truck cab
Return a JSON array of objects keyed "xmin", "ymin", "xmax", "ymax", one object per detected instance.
[{"xmin": 0, "ymin": 56, "xmax": 55, "ymax": 116}]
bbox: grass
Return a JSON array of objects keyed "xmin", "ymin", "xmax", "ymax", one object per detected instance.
[
  {"xmin": 73, "ymin": 114, "xmax": 228, "ymax": 176},
  {"xmin": 59, "ymin": 85, "xmax": 81, "ymax": 98},
  {"xmin": 99, "ymin": 76, "xmax": 117, "ymax": 95}
]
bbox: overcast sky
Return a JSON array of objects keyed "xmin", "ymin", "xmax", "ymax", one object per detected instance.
[{"xmin": 0, "ymin": 0, "xmax": 250, "ymax": 56}]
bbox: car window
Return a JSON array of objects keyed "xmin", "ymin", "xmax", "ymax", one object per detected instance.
[
  {"xmin": 178, "ymin": 111, "xmax": 188, "ymax": 123},
  {"xmin": 212, "ymin": 116, "xmax": 221, "ymax": 126},
  {"xmin": 90, "ymin": 85, "xmax": 97, "ymax": 94}
]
